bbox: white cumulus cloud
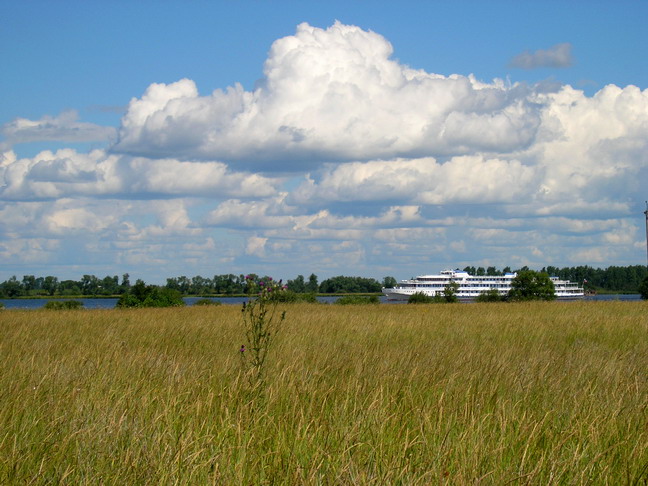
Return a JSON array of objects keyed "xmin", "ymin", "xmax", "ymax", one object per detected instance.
[{"xmin": 111, "ymin": 22, "xmax": 542, "ymax": 166}]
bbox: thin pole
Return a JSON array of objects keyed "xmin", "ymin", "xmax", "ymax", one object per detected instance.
[{"xmin": 645, "ymin": 201, "xmax": 648, "ymax": 270}]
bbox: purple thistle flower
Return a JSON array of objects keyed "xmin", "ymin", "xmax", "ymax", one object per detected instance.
[{"xmin": 240, "ymin": 344, "xmax": 245, "ymax": 353}]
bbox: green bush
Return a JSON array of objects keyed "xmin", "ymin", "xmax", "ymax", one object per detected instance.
[
  {"xmin": 267, "ymin": 291, "xmax": 319, "ymax": 303},
  {"xmin": 296, "ymin": 292, "xmax": 318, "ymax": 303},
  {"xmin": 408, "ymin": 283, "xmax": 459, "ymax": 304},
  {"xmin": 193, "ymin": 298, "xmax": 222, "ymax": 306},
  {"xmin": 407, "ymin": 292, "xmax": 448, "ymax": 304},
  {"xmin": 475, "ymin": 288, "xmax": 505, "ymax": 303},
  {"xmin": 43, "ymin": 300, "xmax": 84, "ymax": 310},
  {"xmin": 408, "ymin": 292, "xmax": 436, "ymax": 304},
  {"xmin": 266, "ymin": 289, "xmax": 299, "ymax": 303},
  {"xmin": 335, "ymin": 295, "xmax": 380, "ymax": 305},
  {"xmin": 117, "ymin": 280, "xmax": 185, "ymax": 308}
]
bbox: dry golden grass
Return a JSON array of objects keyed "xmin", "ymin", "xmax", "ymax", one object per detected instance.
[{"xmin": 0, "ymin": 302, "xmax": 646, "ymax": 484}]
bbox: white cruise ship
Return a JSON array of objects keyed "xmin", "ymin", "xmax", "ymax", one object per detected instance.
[{"xmin": 382, "ymin": 269, "xmax": 584, "ymax": 301}]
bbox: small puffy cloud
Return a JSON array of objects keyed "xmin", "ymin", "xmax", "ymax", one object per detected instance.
[
  {"xmin": 0, "ymin": 198, "xmax": 125, "ymax": 240},
  {"xmin": 509, "ymin": 43, "xmax": 574, "ymax": 69},
  {"xmin": 44, "ymin": 206, "xmax": 116, "ymax": 235},
  {"xmin": 246, "ymin": 236, "xmax": 268, "ymax": 257},
  {"xmin": 205, "ymin": 194, "xmax": 294, "ymax": 228},
  {"xmin": 122, "ymin": 200, "xmax": 202, "ymax": 241},
  {"xmin": 0, "ymin": 237, "xmax": 59, "ymax": 263},
  {"xmin": 1, "ymin": 110, "xmax": 116, "ymax": 148}
]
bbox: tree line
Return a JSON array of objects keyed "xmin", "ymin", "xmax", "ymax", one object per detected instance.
[
  {"xmin": 1, "ymin": 265, "xmax": 647, "ymax": 298},
  {"xmin": 460, "ymin": 265, "xmax": 647, "ymax": 293},
  {"xmin": 0, "ymin": 272, "xmax": 387, "ymax": 298}
]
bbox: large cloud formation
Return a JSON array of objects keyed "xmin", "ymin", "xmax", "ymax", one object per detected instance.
[
  {"xmin": 112, "ymin": 22, "xmax": 543, "ymax": 165},
  {"xmin": 108, "ymin": 21, "xmax": 647, "ymax": 214},
  {"xmin": 1, "ymin": 22, "xmax": 647, "ymax": 280}
]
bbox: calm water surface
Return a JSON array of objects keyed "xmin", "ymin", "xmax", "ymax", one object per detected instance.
[{"xmin": 0, "ymin": 294, "xmax": 642, "ymax": 310}]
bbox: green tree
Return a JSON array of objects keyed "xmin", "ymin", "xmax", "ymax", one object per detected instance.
[
  {"xmin": 508, "ymin": 270, "xmax": 556, "ymax": 301},
  {"xmin": 43, "ymin": 276, "xmax": 59, "ymax": 296},
  {"xmin": 190, "ymin": 275, "xmax": 211, "ymax": 295},
  {"xmin": 101, "ymin": 275, "xmax": 119, "ymax": 295},
  {"xmin": 80, "ymin": 275, "xmax": 100, "ymax": 295},
  {"xmin": 212, "ymin": 274, "xmax": 243, "ymax": 294},
  {"xmin": 442, "ymin": 282, "xmax": 459, "ymax": 303},
  {"xmin": 2, "ymin": 276, "xmax": 22, "ymax": 297},
  {"xmin": 59, "ymin": 280, "xmax": 81, "ymax": 296},
  {"xmin": 382, "ymin": 276, "xmax": 397, "ymax": 288},
  {"xmin": 120, "ymin": 273, "xmax": 131, "ymax": 293},
  {"xmin": 318, "ymin": 276, "xmax": 382, "ymax": 293},
  {"xmin": 130, "ymin": 279, "xmax": 149, "ymax": 301},
  {"xmin": 486, "ymin": 266, "xmax": 501, "ymax": 276},
  {"xmin": 305, "ymin": 273, "xmax": 319, "ymax": 293},
  {"xmin": 177, "ymin": 276, "xmax": 191, "ymax": 294},
  {"xmin": 287, "ymin": 275, "xmax": 306, "ymax": 293},
  {"xmin": 22, "ymin": 275, "xmax": 37, "ymax": 294},
  {"xmin": 639, "ymin": 275, "xmax": 648, "ymax": 300}
]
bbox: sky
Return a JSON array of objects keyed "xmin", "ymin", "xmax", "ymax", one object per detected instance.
[{"xmin": 1, "ymin": 0, "xmax": 648, "ymax": 285}]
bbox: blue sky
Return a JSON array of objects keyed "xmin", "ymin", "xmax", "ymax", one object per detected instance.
[{"xmin": 1, "ymin": 0, "xmax": 647, "ymax": 284}]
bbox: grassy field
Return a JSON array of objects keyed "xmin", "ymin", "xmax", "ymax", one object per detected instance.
[{"xmin": 0, "ymin": 302, "xmax": 646, "ymax": 484}]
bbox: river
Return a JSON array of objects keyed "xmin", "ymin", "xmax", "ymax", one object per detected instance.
[{"xmin": 0, "ymin": 294, "xmax": 642, "ymax": 310}]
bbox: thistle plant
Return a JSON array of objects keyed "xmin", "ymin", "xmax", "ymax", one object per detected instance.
[{"xmin": 239, "ymin": 275, "xmax": 286, "ymax": 385}]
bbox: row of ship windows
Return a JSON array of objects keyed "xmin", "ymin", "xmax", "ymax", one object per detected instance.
[
  {"xmin": 407, "ymin": 284, "xmax": 510, "ymax": 288},
  {"xmin": 406, "ymin": 283, "xmax": 581, "ymax": 289}
]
